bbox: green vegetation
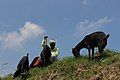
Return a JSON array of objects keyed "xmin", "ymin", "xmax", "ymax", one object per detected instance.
[{"xmin": 2, "ymin": 49, "xmax": 120, "ymax": 80}]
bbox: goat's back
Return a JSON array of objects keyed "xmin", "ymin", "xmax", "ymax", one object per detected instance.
[
  {"xmin": 82, "ymin": 31, "xmax": 109, "ymax": 47},
  {"xmin": 17, "ymin": 56, "xmax": 29, "ymax": 71},
  {"xmin": 90, "ymin": 31, "xmax": 107, "ymax": 39}
]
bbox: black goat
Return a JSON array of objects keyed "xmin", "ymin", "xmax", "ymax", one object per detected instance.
[
  {"xmin": 13, "ymin": 53, "xmax": 29, "ymax": 78},
  {"xmin": 72, "ymin": 31, "xmax": 110, "ymax": 59},
  {"xmin": 40, "ymin": 45, "xmax": 52, "ymax": 67}
]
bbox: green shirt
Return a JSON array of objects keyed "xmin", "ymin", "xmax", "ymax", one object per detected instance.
[{"xmin": 51, "ymin": 48, "xmax": 59, "ymax": 57}]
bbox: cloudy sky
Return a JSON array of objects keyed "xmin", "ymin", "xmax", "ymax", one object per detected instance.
[{"xmin": 0, "ymin": 0, "xmax": 120, "ymax": 76}]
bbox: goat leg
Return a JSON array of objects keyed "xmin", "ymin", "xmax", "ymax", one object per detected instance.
[
  {"xmin": 88, "ymin": 49, "xmax": 91, "ymax": 59},
  {"xmin": 98, "ymin": 47, "xmax": 104, "ymax": 60},
  {"xmin": 92, "ymin": 48, "xmax": 94, "ymax": 59},
  {"xmin": 87, "ymin": 45, "xmax": 91, "ymax": 59}
]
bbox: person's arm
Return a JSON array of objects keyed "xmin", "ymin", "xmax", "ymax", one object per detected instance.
[
  {"xmin": 41, "ymin": 40, "xmax": 45, "ymax": 47},
  {"xmin": 41, "ymin": 36, "xmax": 48, "ymax": 47}
]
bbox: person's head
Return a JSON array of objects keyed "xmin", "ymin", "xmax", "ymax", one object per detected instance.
[{"xmin": 49, "ymin": 39, "xmax": 56, "ymax": 50}]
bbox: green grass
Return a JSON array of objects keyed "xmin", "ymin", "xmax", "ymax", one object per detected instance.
[{"xmin": 2, "ymin": 49, "xmax": 120, "ymax": 80}]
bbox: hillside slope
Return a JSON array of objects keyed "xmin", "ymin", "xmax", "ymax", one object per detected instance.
[{"xmin": 2, "ymin": 49, "xmax": 120, "ymax": 80}]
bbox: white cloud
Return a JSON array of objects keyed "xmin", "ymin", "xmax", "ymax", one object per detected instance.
[
  {"xmin": 82, "ymin": 0, "xmax": 88, "ymax": 5},
  {"xmin": 81, "ymin": 0, "xmax": 89, "ymax": 6},
  {"xmin": 75, "ymin": 17, "xmax": 113, "ymax": 36},
  {"xmin": 0, "ymin": 21, "xmax": 45, "ymax": 50},
  {"xmin": 63, "ymin": 18, "xmax": 68, "ymax": 21},
  {"xmin": 63, "ymin": 17, "xmax": 70, "ymax": 23}
]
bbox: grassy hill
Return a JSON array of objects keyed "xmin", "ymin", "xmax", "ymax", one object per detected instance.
[{"xmin": 1, "ymin": 49, "xmax": 120, "ymax": 80}]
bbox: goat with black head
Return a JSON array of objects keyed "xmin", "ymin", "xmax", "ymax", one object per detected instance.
[
  {"xmin": 13, "ymin": 53, "xmax": 29, "ymax": 79},
  {"xmin": 72, "ymin": 31, "xmax": 109, "ymax": 59}
]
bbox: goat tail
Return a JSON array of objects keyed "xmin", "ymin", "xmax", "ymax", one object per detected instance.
[{"xmin": 106, "ymin": 34, "xmax": 110, "ymax": 38}]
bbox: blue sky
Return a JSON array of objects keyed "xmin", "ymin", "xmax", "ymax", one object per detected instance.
[{"xmin": 0, "ymin": 0, "xmax": 120, "ymax": 76}]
